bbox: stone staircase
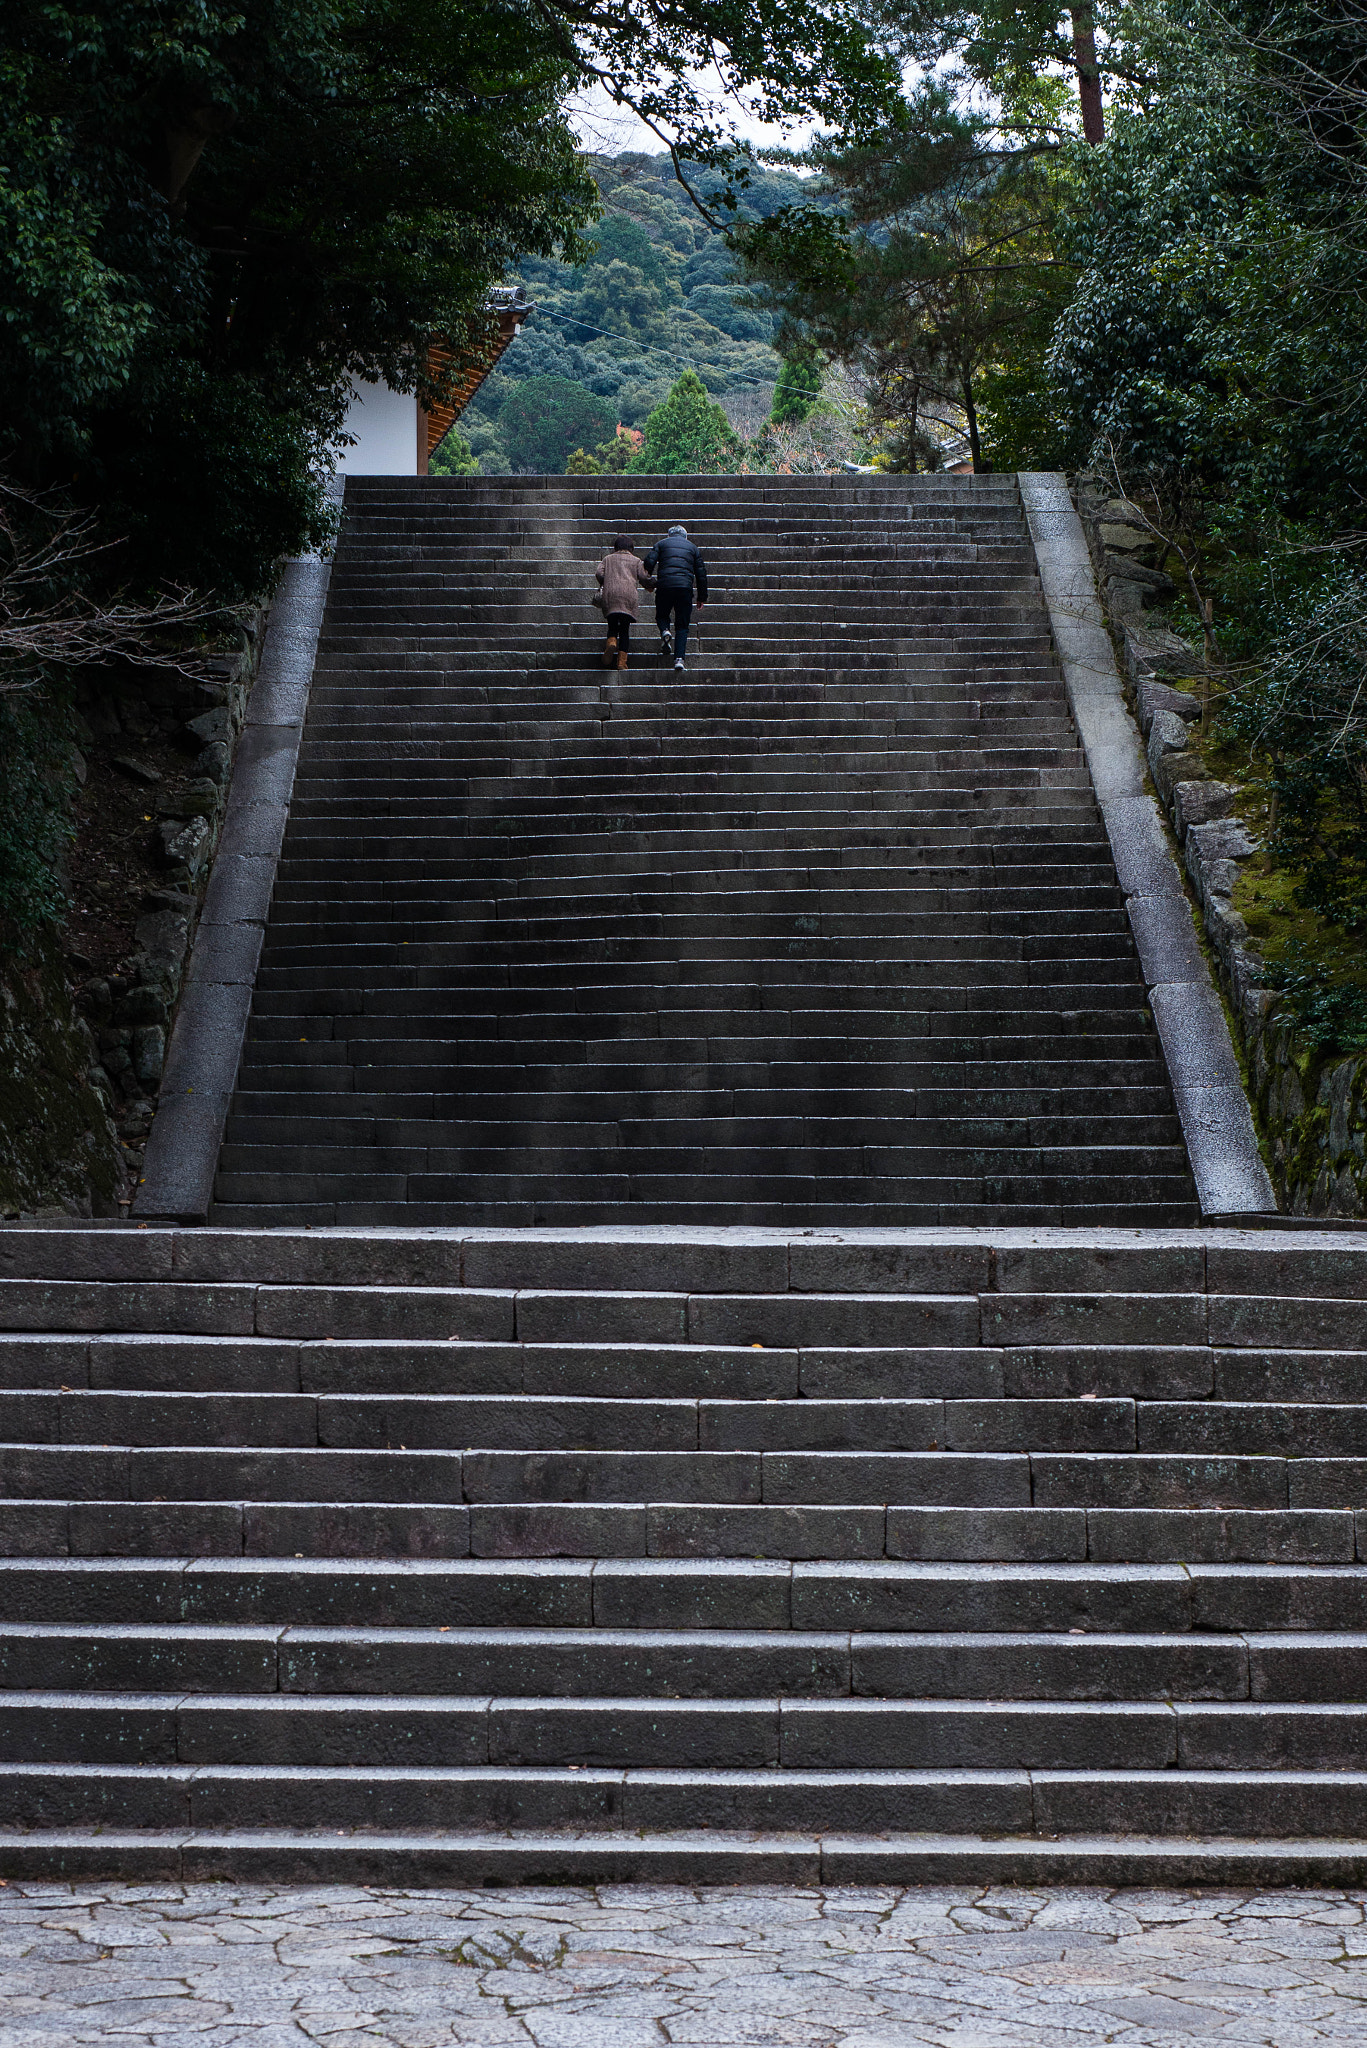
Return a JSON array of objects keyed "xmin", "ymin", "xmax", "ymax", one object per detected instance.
[
  {"xmin": 212, "ymin": 474, "xmax": 1197, "ymax": 1226},
  {"xmin": 8, "ymin": 472, "xmax": 1362, "ymax": 1886},
  {"xmin": 1, "ymin": 1224, "xmax": 1367, "ymax": 1883}
]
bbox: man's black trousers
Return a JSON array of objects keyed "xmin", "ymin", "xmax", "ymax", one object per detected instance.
[{"xmin": 655, "ymin": 587, "xmax": 693, "ymax": 659}]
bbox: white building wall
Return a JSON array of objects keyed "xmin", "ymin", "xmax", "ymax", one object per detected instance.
[{"xmin": 335, "ymin": 379, "xmax": 419, "ymax": 475}]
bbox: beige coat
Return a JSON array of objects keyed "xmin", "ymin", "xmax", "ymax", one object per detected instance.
[{"xmin": 596, "ymin": 549, "xmax": 653, "ymax": 619}]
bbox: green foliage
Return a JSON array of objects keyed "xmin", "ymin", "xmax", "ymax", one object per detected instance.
[
  {"xmin": 429, "ymin": 432, "xmax": 479, "ymax": 478},
  {"xmin": 104, "ymin": 369, "xmax": 333, "ymax": 599},
  {"xmin": 977, "ymin": 357, "xmax": 1088, "ymax": 472},
  {"xmin": 629, "ymin": 371, "xmax": 742, "ymax": 474},
  {"xmin": 597, "ymin": 430, "xmax": 641, "ymax": 473},
  {"xmin": 739, "ymin": 85, "xmax": 1070, "ymax": 468},
  {"xmin": 0, "ymin": 109, "xmax": 152, "ymax": 437},
  {"xmin": 575, "ymin": 258, "xmax": 670, "ymax": 342},
  {"xmin": 549, "ymin": 0, "xmax": 898, "ymax": 174},
  {"xmin": 500, "ymin": 378, "xmax": 617, "ymax": 474},
  {"xmin": 885, "ymin": 0, "xmax": 1126, "ymax": 138},
  {"xmin": 770, "ymin": 344, "xmax": 823, "ymax": 425},
  {"xmin": 566, "ymin": 429, "xmax": 640, "ymax": 475},
  {"xmin": 1, "ymin": 0, "xmax": 597, "ymax": 598},
  {"xmin": 1264, "ymin": 943, "xmax": 1367, "ymax": 1053},
  {"xmin": 577, "ymin": 214, "xmax": 672, "ymax": 292},
  {"xmin": 1219, "ymin": 567, "xmax": 1367, "ymax": 934},
  {"xmin": 461, "ymin": 153, "xmax": 824, "ymax": 470},
  {"xmin": 1047, "ymin": 3, "xmax": 1367, "ymax": 526}
]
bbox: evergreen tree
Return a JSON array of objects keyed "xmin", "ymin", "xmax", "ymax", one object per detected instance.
[
  {"xmin": 770, "ymin": 344, "xmax": 823, "ymax": 425},
  {"xmin": 629, "ymin": 371, "xmax": 741, "ymax": 473},
  {"xmin": 0, "ymin": 0, "xmax": 598, "ymax": 597},
  {"xmin": 740, "ymin": 87, "xmax": 1069, "ymax": 470}
]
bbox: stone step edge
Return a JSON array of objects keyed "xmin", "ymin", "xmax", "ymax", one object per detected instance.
[
  {"xmin": 8, "ymin": 1761, "xmax": 1367, "ymax": 1784},
  {"xmin": 6, "ymin": 1826, "xmax": 1367, "ymax": 1885},
  {"xmin": 4, "ymin": 1502, "xmax": 1362, "ymax": 1565}
]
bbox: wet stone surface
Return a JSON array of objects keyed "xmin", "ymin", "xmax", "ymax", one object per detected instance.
[{"xmin": 1, "ymin": 1880, "xmax": 1365, "ymax": 2045}]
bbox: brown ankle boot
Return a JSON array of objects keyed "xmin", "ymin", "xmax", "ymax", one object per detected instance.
[
  {"xmin": 615, "ymin": 648, "xmax": 629, "ymax": 670},
  {"xmin": 602, "ymin": 635, "xmax": 617, "ymax": 668}
]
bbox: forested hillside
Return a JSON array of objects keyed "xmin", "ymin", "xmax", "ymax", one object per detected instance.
[{"xmin": 449, "ymin": 154, "xmax": 819, "ymax": 475}]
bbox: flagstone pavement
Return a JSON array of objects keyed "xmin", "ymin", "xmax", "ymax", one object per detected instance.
[{"xmin": 1, "ymin": 1879, "xmax": 1365, "ymax": 2046}]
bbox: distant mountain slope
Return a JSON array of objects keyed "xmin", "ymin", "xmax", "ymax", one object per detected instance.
[{"xmin": 458, "ymin": 153, "xmax": 819, "ymax": 472}]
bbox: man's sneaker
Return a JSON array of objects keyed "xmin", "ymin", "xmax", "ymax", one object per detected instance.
[
  {"xmin": 674, "ymin": 657, "xmax": 685, "ymax": 670},
  {"xmin": 659, "ymin": 627, "xmax": 673, "ymax": 655}
]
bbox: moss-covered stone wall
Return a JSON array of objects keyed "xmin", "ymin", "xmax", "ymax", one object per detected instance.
[{"xmin": 1072, "ymin": 472, "xmax": 1366, "ymax": 1219}]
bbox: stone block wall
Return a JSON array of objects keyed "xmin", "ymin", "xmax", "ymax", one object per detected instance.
[
  {"xmin": 0, "ymin": 930, "xmax": 127, "ymax": 1218},
  {"xmin": 1073, "ymin": 473, "xmax": 1366, "ymax": 1218},
  {"xmin": 72, "ymin": 618, "xmax": 266, "ymax": 1200}
]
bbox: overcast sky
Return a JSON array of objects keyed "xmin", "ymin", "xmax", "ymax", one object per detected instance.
[{"xmin": 567, "ymin": 80, "xmax": 822, "ymax": 162}]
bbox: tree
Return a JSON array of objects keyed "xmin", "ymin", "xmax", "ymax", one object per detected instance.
[
  {"xmin": 575, "ymin": 259, "xmax": 671, "ymax": 340},
  {"xmin": 566, "ymin": 427, "xmax": 642, "ymax": 473},
  {"xmin": 1, "ymin": 0, "xmax": 598, "ymax": 598},
  {"xmin": 576, "ymin": 214, "xmax": 673, "ymax": 292},
  {"xmin": 629, "ymin": 371, "xmax": 742, "ymax": 472},
  {"xmin": 533, "ymin": 0, "xmax": 899, "ymax": 197},
  {"xmin": 740, "ymin": 88, "xmax": 1070, "ymax": 470},
  {"xmin": 770, "ymin": 342, "xmax": 823, "ymax": 424},
  {"xmin": 1047, "ymin": 2, "xmax": 1367, "ymax": 522},
  {"xmin": 881, "ymin": 0, "xmax": 1128, "ymax": 143},
  {"xmin": 429, "ymin": 432, "xmax": 480, "ymax": 477},
  {"xmin": 500, "ymin": 377, "xmax": 617, "ymax": 472}
]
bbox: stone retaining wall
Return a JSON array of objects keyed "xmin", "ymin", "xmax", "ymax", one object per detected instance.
[
  {"xmin": 73, "ymin": 615, "xmax": 267, "ymax": 1201},
  {"xmin": 1073, "ymin": 473, "xmax": 1366, "ymax": 1218}
]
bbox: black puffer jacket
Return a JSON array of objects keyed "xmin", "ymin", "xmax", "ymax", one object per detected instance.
[{"xmin": 644, "ymin": 530, "xmax": 708, "ymax": 600}]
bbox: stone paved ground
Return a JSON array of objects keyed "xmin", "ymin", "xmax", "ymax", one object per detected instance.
[{"xmin": 1, "ymin": 1881, "xmax": 1365, "ymax": 2046}]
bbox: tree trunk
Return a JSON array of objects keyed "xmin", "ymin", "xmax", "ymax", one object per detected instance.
[
  {"xmin": 1070, "ymin": 6, "xmax": 1106, "ymax": 143},
  {"xmin": 962, "ymin": 377, "xmax": 984, "ymax": 473}
]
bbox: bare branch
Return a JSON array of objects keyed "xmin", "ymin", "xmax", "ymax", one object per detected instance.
[{"xmin": 0, "ymin": 475, "xmax": 239, "ymax": 696}]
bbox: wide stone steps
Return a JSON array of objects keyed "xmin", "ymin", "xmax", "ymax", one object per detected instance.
[
  {"xmin": 3, "ymin": 1226, "xmax": 1367, "ymax": 1880},
  {"xmin": 225, "ymin": 1112, "xmax": 1179, "ymax": 1145},
  {"xmin": 205, "ymin": 1198, "xmax": 1199, "ymax": 1229},
  {"xmin": 290, "ymin": 749, "xmax": 1082, "ymax": 775},
  {"xmin": 259, "ymin": 903, "xmax": 1130, "ymax": 933},
  {"xmin": 16, "ymin": 1765, "xmax": 1367, "ymax": 1849},
  {"xmin": 7, "ymin": 1388, "xmax": 1365, "ymax": 1448}
]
